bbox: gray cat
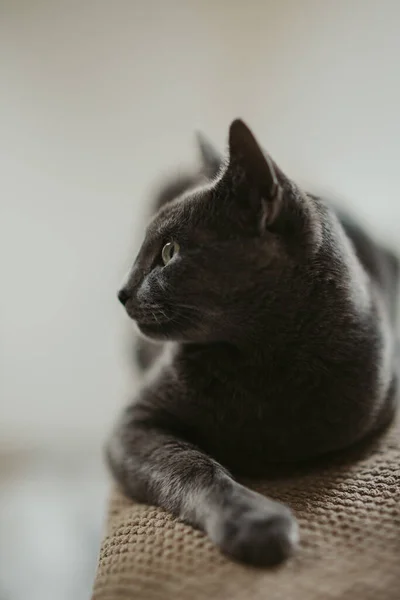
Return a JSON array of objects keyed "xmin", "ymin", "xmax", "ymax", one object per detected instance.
[{"xmin": 108, "ymin": 119, "xmax": 399, "ymax": 566}]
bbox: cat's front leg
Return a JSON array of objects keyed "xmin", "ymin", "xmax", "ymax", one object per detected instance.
[{"xmin": 107, "ymin": 404, "xmax": 298, "ymax": 567}]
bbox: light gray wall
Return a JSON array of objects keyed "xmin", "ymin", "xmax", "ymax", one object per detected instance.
[{"xmin": 1, "ymin": 0, "xmax": 399, "ymax": 445}]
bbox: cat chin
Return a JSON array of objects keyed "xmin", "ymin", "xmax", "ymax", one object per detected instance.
[
  {"xmin": 136, "ymin": 321, "xmax": 205, "ymax": 344},
  {"xmin": 134, "ymin": 315, "xmax": 216, "ymax": 344},
  {"xmin": 135, "ymin": 320, "xmax": 175, "ymax": 342}
]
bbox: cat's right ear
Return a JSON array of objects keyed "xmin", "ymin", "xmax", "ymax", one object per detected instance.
[{"xmin": 196, "ymin": 132, "xmax": 222, "ymax": 179}]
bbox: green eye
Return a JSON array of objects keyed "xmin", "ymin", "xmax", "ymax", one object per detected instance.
[{"xmin": 162, "ymin": 241, "xmax": 180, "ymax": 265}]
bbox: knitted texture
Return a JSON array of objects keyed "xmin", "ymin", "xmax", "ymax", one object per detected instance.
[{"xmin": 92, "ymin": 416, "xmax": 400, "ymax": 600}]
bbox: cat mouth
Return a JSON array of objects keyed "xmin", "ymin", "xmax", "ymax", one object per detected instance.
[
  {"xmin": 126, "ymin": 305, "xmax": 171, "ymax": 327},
  {"xmin": 135, "ymin": 317, "xmax": 173, "ymax": 337},
  {"xmin": 127, "ymin": 304, "xmax": 184, "ymax": 338},
  {"xmin": 136, "ymin": 318, "xmax": 166, "ymax": 328}
]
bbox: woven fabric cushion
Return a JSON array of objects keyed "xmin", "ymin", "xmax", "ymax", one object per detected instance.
[{"xmin": 92, "ymin": 416, "xmax": 400, "ymax": 600}]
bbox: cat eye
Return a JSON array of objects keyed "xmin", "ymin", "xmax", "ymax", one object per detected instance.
[{"xmin": 161, "ymin": 241, "xmax": 180, "ymax": 265}]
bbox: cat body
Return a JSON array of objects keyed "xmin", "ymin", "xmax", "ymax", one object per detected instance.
[{"xmin": 108, "ymin": 120, "xmax": 398, "ymax": 566}]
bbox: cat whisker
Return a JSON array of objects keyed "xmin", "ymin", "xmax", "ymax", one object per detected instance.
[
  {"xmin": 150, "ymin": 310, "xmax": 160, "ymax": 325},
  {"xmin": 175, "ymin": 303, "xmax": 219, "ymax": 318}
]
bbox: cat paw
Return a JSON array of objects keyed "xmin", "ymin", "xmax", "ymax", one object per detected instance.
[{"xmin": 209, "ymin": 490, "xmax": 298, "ymax": 567}]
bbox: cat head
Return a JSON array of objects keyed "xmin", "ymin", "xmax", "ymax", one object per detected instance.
[{"xmin": 118, "ymin": 119, "xmax": 323, "ymax": 344}]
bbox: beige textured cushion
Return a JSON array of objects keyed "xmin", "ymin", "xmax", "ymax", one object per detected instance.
[{"xmin": 92, "ymin": 416, "xmax": 400, "ymax": 600}]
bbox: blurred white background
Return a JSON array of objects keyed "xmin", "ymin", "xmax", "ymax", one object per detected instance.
[{"xmin": 1, "ymin": 1, "xmax": 400, "ymax": 598}]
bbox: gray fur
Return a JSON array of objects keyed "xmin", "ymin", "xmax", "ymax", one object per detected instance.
[{"xmin": 108, "ymin": 119, "xmax": 399, "ymax": 567}]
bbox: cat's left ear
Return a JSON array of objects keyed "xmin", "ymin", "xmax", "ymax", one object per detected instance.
[
  {"xmin": 196, "ymin": 131, "xmax": 222, "ymax": 179},
  {"xmin": 227, "ymin": 119, "xmax": 283, "ymax": 227}
]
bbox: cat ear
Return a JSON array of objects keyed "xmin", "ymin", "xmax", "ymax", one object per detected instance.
[
  {"xmin": 227, "ymin": 119, "xmax": 283, "ymax": 227},
  {"xmin": 196, "ymin": 131, "xmax": 222, "ymax": 179}
]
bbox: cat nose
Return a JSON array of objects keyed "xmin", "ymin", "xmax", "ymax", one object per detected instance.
[{"xmin": 117, "ymin": 288, "xmax": 130, "ymax": 306}]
